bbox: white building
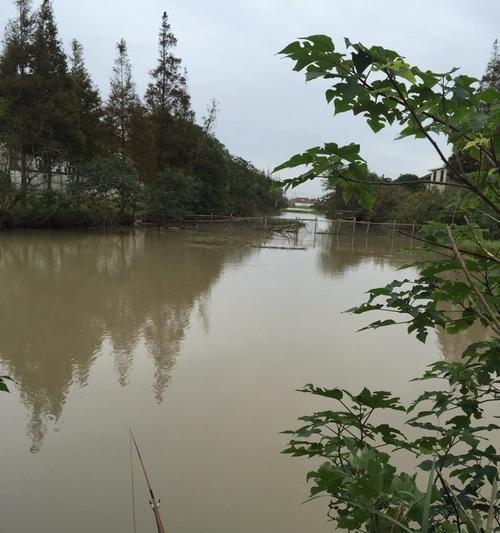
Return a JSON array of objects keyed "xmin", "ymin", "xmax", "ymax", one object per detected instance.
[
  {"xmin": 7, "ymin": 155, "xmax": 72, "ymax": 192},
  {"xmin": 426, "ymin": 165, "xmax": 451, "ymax": 191}
]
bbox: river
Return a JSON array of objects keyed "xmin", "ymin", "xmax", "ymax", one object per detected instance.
[{"xmin": 0, "ymin": 222, "xmax": 479, "ymax": 532}]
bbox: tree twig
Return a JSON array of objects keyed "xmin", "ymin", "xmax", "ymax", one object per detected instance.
[
  {"xmin": 447, "ymin": 226, "xmax": 500, "ymax": 335},
  {"xmin": 384, "ymin": 70, "xmax": 500, "ymax": 216}
]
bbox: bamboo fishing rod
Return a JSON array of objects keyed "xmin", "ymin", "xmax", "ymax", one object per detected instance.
[{"xmin": 130, "ymin": 430, "xmax": 167, "ymax": 533}]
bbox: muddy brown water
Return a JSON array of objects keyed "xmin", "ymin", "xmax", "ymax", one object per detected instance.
[{"xmin": 0, "ymin": 224, "xmax": 482, "ymax": 532}]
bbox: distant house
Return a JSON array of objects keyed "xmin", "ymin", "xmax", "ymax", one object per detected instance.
[
  {"xmin": 5, "ymin": 153, "xmax": 72, "ymax": 191},
  {"xmin": 292, "ymin": 197, "xmax": 314, "ymax": 208},
  {"xmin": 425, "ymin": 165, "xmax": 454, "ymax": 191}
]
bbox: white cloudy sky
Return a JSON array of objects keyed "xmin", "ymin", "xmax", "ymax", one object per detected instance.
[{"xmin": 1, "ymin": 0, "xmax": 499, "ymax": 197}]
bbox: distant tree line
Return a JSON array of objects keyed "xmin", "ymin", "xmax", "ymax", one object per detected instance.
[
  {"xmin": 317, "ymin": 173, "xmax": 499, "ymax": 238},
  {"xmin": 0, "ymin": 0, "xmax": 286, "ymax": 227}
]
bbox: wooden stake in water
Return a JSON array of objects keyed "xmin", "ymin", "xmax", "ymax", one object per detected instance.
[{"xmin": 130, "ymin": 430, "xmax": 167, "ymax": 533}]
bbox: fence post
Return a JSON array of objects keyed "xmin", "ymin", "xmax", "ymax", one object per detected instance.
[
  {"xmin": 366, "ymin": 221, "xmax": 370, "ymax": 236},
  {"xmin": 314, "ymin": 217, "xmax": 318, "ymax": 237},
  {"xmin": 411, "ymin": 223, "xmax": 415, "ymax": 237},
  {"xmin": 264, "ymin": 216, "xmax": 268, "ymax": 230},
  {"xmin": 210, "ymin": 212, "xmax": 214, "ymax": 224},
  {"xmin": 352, "ymin": 217, "xmax": 356, "ymax": 234},
  {"xmin": 393, "ymin": 220, "xmax": 396, "ymax": 237}
]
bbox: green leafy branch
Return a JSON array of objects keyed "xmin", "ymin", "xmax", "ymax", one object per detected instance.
[
  {"xmin": 275, "ymin": 35, "xmax": 500, "ymax": 216},
  {"xmin": 280, "ymin": 33, "xmax": 500, "ymax": 533}
]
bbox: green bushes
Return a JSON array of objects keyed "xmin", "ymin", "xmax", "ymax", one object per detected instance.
[
  {"xmin": 0, "ymin": 156, "xmax": 143, "ymax": 227},
  {"xmin": 146, "ymin": 167, "xmax": 200, "ymax": 219},
  {"xmin": 0, "ymin": 151, "xmax": 286, "ymax": 228},
  {"xmin": 319, "ymin": 185, "xmax": 500, "ymax": 238},
  {"xmin": 69, "ymin": 156, "xmax": 144, "ymax": 221},
  {"xmin": 371, "ymin": 188, "xmax": 462, "ymax": 225}
]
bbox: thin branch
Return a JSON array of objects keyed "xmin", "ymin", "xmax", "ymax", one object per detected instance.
[
  {"xmin": 398, "ymin": 230, "xmax": 497, "ymax": 263},
  {"xmin": 384, "ymin": 69, "xmax": 500, "ymax": 216},
  {"xmin": 447, "ymin": 226, "xmax": 500, "ymax": 335},
  {"xmin": 474, "ymin": 207, "xmax": 500, "ymax": 226},
  {"xmin": 464, "ymin": 217, "xmax": 500, "ymax": 265},
  {"xmin": 339, "ymin": 176, "xmax": 468, "ymax": 190},
  {"xmin": 436, "ymin": 468, "xmax": 462, "ymax": 530}
]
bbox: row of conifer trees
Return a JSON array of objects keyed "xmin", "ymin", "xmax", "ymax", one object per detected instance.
[{"xmin": 0, "ymin": 0, "xmax": 286, "ymax": 226}]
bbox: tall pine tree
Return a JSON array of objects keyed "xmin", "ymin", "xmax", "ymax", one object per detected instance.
[
  {"xmin": 69, "ymin": 39, "xmax": 103, "ymax": 161},
  {"xmin": 145, "ymin": 11, "xmax": 193, "ymax": 170},
  {"xmin": 0, "ymin": 0, "xmax": 35, "ymax": 194},
  {"xmin": 175, "ymin": 67, "xmax": 194, "ymax": 122},
  {"xmin": 105, "ymin": 39, "xmax": 138, "ymax": 155},
  {"xmin": 481, "ymin": 39, "xmax": 500, "ymax": 89},
  {"xmin": 128, "ymin": 104, "xmax": 156, "ymax": 182},
  {"xmin": 31, "ymin": 0, "xmax": 82, "ymax": 188},
  {"xmin": 2, "ymin": 0, "xmax": 33, "ymax": 76}
]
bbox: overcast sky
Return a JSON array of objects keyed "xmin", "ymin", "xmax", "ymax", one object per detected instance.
[{"xmin": 1, "ymin": 0, "xmax": 499, "ymax": 197}]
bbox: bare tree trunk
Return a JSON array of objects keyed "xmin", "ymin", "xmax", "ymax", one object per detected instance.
[
  {"xmin": 46, "ymin": 161, "xmax": 52, "ymax": 192},
  {"xmin": 20, "ymin": 152, "xmax": 27, "ymax": 193}
]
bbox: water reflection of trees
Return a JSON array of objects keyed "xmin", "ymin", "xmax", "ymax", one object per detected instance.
[
  {"xmin": 434, "ymin": 301, "xmax": 490, "ymax": 363},
  {"xmin": 0, "ymin": 229, "xmax": 258, "ymax": 451},
  {"xmin": 316, "ymin": 233, "xmax": 422, "ymax": 278},
  {"xmin": 317, "ymin": 233, "xmax": 487, "ymax": 363},
  {"xmin": 435, "ymin": 322, "xmax": 488, "ymax": 362}
]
